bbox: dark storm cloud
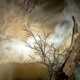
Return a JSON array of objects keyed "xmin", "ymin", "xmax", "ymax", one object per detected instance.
[
  {"xmin": 66, "ymin": 0, "xmax": 80, "ymax": 15},
  {"xmin": 0, "ymin": 0, "xmax": 64, "ymax": 22},
  {"xmin": 32, "ymin": 0, "xmax": 64, "ymax": 13},
  {"xmin": 1, "ymin": 0, "xmax": 80, "ymax": 20},
  {"xmin": 1, "ymin": 0, "xmax": 64, "ymax": 12},
  {"xmin": 26, "ymin": 0, "xmax": 64, "ymax": 28},
  {"xmin": 74, "ymin": 0, "xmax": 80, "ymax": 8}
]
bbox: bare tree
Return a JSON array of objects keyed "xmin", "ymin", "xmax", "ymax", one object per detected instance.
[
  {"xmin": 23, "ymin": 16, "xmax": 78, "ymax": 80},
  {"xmin": 54, "ymin": 16, "xmax": 79, "ymax": 80},
  {"xmin": 63, "ymin": 16, "xmax": 79, "ymax": 80},
  {"xmin": 23, "ymin": 24, "xmax": 68, "ymax": 80}
]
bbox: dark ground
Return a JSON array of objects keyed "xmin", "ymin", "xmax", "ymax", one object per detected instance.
[{"xmin": 0, "ymin": 63, "xmax": 48, "ymax": 80}]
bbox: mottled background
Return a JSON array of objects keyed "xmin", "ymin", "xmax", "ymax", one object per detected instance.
[
  {"xmin": 0, "ymin": 0, "xmax": 80, "ymax": 62},
  {"xmin": 0, "ymin": 0, "xmax": 80, "ymax": 80}
]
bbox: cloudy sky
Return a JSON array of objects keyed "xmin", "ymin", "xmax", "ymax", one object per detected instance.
[{"xmin": 0, "ymin": 0, "xmax": 79, "ymax": 63}]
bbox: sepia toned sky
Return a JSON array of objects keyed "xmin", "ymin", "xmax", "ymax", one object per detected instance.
[{"xmin": 0, "ymin": 0, "xmax": 79, "ymax": 63}]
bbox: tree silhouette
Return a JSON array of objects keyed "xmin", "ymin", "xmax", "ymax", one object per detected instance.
[{"xmin": 24, "ymin": 16, "xmax": 78, "ymax": 80}]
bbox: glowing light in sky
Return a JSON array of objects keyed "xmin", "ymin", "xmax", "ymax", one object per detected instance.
[
  {"xmin": 0, "ymin": 39, "xmax": 33, "ymax": 58},
  {"xmin": 10, "ymin": 40, "xmax": 32, "ymax": 55},
  {"xmin": 0, "ymin": 38, "xmax": 41, "ymax": 62},
  {"xmin": 0, "ymin": 16, "xmax": 73, "ymax": 62}
]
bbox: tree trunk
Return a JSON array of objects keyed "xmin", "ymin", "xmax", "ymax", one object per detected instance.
[
  {"xmin": 63, "ymin": 33, "xmax": 80, "ymax": 80},
  {"xmin": 48, "ymin": 65, "xmax": 54, "ymax": 80}
]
